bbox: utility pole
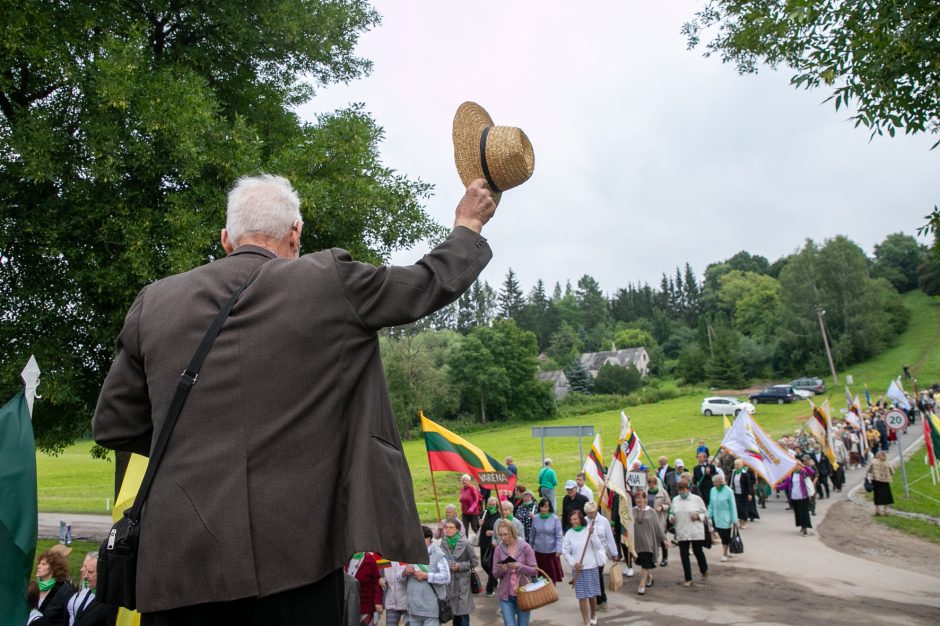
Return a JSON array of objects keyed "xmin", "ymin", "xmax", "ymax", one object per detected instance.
[{"xmin": 816, "ymin": 308, "xmax": 838, "ymax": 384}]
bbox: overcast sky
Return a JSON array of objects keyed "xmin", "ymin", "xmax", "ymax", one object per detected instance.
[{"xmin": 297, "ymin": 1, "xmax": 938, "ymax": 296}]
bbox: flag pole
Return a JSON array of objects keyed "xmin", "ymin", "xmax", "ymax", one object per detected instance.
[
  {"xmin": 420, "ymin": 407, "xmax": 445, "ymax": 525},
  {"xmin": 427, "ymin": 464, "xmax": 444, "ymax": 526}
]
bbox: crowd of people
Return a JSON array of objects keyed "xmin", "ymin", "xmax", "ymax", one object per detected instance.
[
  {"xmin": 341, "ymin": 386, "xmax": 928, "ymax": 626},
  {"xmin": 29, "ymin": 390, "xmax": 925, "ymax": 626}
]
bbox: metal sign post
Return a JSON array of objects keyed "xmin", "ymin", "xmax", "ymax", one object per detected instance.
[
  {"xmin": 531, "ymin": 425, "xmax": 595, "ymax": 468},
  {"xmin": 884, "ymin": 409, "xmax": 910, "ymax": 498}
]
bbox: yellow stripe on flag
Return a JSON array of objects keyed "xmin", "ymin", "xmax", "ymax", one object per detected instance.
[{"xmin": 419, "ymin": 413, "xmax": 497, "ymax": 472}]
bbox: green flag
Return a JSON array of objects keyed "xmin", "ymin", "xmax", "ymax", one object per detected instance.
[{"xmin": 0, "ymin": 390, "xmax": 37, "ymax": 626}]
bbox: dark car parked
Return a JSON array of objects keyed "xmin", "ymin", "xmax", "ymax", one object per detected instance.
[
  {"xmin": 789, "ymin": 377, "xmax": 827, "ymax": 394},
  {"xmin": 749, "ymin": 386, "xmax": 798, "ymax": 404}
]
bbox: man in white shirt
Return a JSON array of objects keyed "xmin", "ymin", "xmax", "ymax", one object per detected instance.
[
  {"xmin": 575, "ymin": 472, "xmax": 595, "ymax": 502},
  {"xmin": 584, "ymin": 501, "xmax": 618, "ymax": 608}
]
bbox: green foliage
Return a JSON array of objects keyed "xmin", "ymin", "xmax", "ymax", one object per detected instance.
[
  {"xmin": 516, "ymin": 279, "xmax": 558, "ymax": 352},
  {"xmin": 684, "ymin": 0, "xmax": 940, "ymax": 145},
  {"xmin": 918, "ymin": 254, "xmax": 940, "ymax": 297},
  {"xmin": 456, "ymin": 280, "xmax": 497, "ymax": 333},
  {"xmin": 498, "ymin": 268, "xmax": 524, "ymax": 320},
  {"xmin": 547, "ymin": 322, "xmax": 582, "ymax": 366},
  {"xmin": 677, "ymin": 342, "xmax": 708, "ymax": 384},
  {"xmin": 777, "ymin": 236, "xmax": 909, "ymax": 373},
  {"xmin": 380, "ymin": 329, "xmax": 460, "ymax": 437},
  {"xmin": 614, "ymin": 328, "xmax": 655, "ymax": 349},
  {"xmin": 0, "ymin": 0, "xmax": 441, "ymax": 452},
  {"xmin": 704, "ymin": 319, "xmax": 747, "ymax": 389},
  {"xmin": 575, "ymin": 274, "xmax": 610, "ymax": 351},
  {"xmin": 717, "ymin": 270, "xmax": 781, "ymax": 340},
  {"xmin": 448, "ymin": 319, "xmax": 554, "ymax": 423},
  {"xmin": 565, "ymin": 358, "xmax": 594, "ymax": 395},
  {"xmin": 872, "ymin": 233, "xmax": 925, "ymax": 292},
  {"xmin": 593, "ymin": 363, "xmax": 642, "ymax": 395}
]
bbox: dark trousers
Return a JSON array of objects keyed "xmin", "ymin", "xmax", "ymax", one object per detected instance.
[
  {"xmin": 462, "ymin": 513, "xmax": 480, "ymax": 534},
  {"xmin": 815, "ymin": 474, "xmax": 830, "ymax": 498},
  {"xmin": 831, "ymin": 467, "xmax": 845, "ymax": 491},
  {"xmin": 453, "ymin": 615, "xmax": 470, "ymax": 626},
  {"xmin": 141, "ymin": 568, "xmax": 344, "ymax": 626},
  {"xmin": 678, "ymin": 540, "xmax": 707, "ymax": 582},
  {"xmin": 595, "ymin": 565, "xmax": 607, "ymax": 603}
]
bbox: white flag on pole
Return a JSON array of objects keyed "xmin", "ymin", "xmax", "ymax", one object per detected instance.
[{"xmin": 720, "ymin": 412, "xmax": 798, "ymax": 486}]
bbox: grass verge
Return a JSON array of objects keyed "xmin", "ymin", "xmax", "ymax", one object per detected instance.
[{"xmin": 874, "ymin": 515, "xmax": 940, "ymax": 546}]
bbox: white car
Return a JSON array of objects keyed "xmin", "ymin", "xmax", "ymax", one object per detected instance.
[
  {"xmin": 701, "ymin": 396, "xmax": 755, "ymax": 417},
  {"xmin": 772, "ymin": 384, "xmax": 813, "ymax": 400}
]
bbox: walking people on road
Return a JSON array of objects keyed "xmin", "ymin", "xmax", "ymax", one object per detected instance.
[
  {"xmin": 780, "ymin": 458, "xmax": 816, "ymax": 536},
  {"xmin": 707, "ymin": 474, "xmax": 738, "ymax": 563},
  {"xmin": 645, "ymin": 475, "xmax": 671, "ymax": 566},
  {"xmin": 440, "ymin": 519, "xmax": 478, "ymax": 626},
  {"xmin": 493, "ymin": 522, "xmax": 538, "ymax": 626},
  {"xmin": 460, "ymin": 475, "xmax": 483, "ymax": 536},
  {"xmin": 669, "ymin": 478, "xmax": 709, "ymax": 587},
  {"xmin": 530, "ymin": 497, "xmax": 564, "ymax": 583},
  {"xmin": 538, "ymin": 459, "xmax": 558, "ymax": 513},
  {"xmin": 867, "ymin": 450, "xmax": 895, "ymax": 516},
  {"xmin": 562, "ymin": 509, "xmax": 607, "ymax": 626},
  {"xmin": 631, "ymin": 488, "xmax": 666, "ymax": 596},
  {"xmin": 584, "ymin": 501, "xmax": 618, "ymax": 607}
]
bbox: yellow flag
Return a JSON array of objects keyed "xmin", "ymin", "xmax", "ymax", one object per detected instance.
[{"xmin": 112, "ymin": 454, "xmax": 148, "ymax": 626}]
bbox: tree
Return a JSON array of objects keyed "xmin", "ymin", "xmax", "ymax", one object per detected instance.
[
  {"xmin": 704, "ymin": 320, "xmax": 747, "ymax": 389},
  {"xmin": 593, "ymin": 363, "xmax": 642, "ymax": 396},
  {"xmin": 918, "ymin": 234, "xmax": 940, "ymax": 296},
  {"xmin": 517, "ymin": 279, "xmax": 558, "ymax": 352},
  {"xmin": 872, "ymin": 232, "xmax": 925, "ymax": 292},
  {"xmin": 498, "ymin": 268, "xmax": 525, "ymax": 319},
  {"xmin": 677, "ymin": 342, "xmax": 708, "ymax": 385},
  {"xmin": 684, "ymin": 0, "xmax": 940, "ymax": 145},
  {"xmin": 565, "ymin": 358, "xmax": 594, "ymax": 395},
  {"xmin": 614, "ymin": 328, "xmax": 655, "ymax": 349},
  {"xmin": 716, "ymin": 270, "xmax": 782, "ymax": 341},
  {"xmin": 547, "ymin": 322, "xmax": 582, "ymax": 367},
  {"xmin": 456, "ymin": 280, "xmax": 496, "ymax": 333},
  {"xmin": 380, "ymin": 330, "xmax": 460, "ymax": 435},
  {"xmin": 777, "ymin": 236, "xmax": 908, "ymax": 373},
  {"xmin": 447, "ymin": 320, "xmax": 554, "ymax": 422},
  {"xmin": 0, "ymin": 0, "xmax": 442, "ymax": 452}
]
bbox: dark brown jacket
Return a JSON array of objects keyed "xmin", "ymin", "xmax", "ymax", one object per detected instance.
[{"xmin": 93, "ymin": 226, "xmax": 491, "ymax": 612}]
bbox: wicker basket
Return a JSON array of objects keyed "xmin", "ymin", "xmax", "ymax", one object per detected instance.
[{"xmin": 516, "ymin": 567, "xmax": 559, "ymax": 611}]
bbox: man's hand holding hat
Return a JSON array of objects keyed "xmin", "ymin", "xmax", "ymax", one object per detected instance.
[{"xmin": 454, "ymin": 179, "xmax": 497, "ymax": 233}]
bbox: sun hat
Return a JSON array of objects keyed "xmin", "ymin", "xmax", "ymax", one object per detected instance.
[
  {"xmin": 452, "ymin": 102, "xmax": 534, "ymax": 205},
  {"xmin": 674, "ymin": 458, "xmax": 685, "ymax": 468},
  {"xmin": 564, "ymin": 480, "xmax": 577, "ymax": 490}
]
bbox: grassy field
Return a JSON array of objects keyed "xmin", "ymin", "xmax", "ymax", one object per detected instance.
[
  {"xmin": 36, "ymin": 442, "xmax": 115, "ymax": 514},
  {"xmin": 36, "ymin": 292, "xmax": 940, "ymax": 520},
  {"xmin": 874, "ymin": 515, "xmax": 940, "ymax": 545}
]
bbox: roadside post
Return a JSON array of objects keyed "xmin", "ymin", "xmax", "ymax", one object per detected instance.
[
  {"xmin": 884, "ymin": 409, "xmax": 910, "ymax": 497},
  {"xmin": 531, "ymin": 425, "xmax": 595, "ymax": 469}
]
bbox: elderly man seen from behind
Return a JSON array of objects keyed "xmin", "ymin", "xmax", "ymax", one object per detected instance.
[{"xmin": 93, "ymin": 175, "xmax": 497, "ymax": 624}]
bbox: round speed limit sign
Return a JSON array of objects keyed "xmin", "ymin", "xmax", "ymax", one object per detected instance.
[{"xmin": 884, "ymin": 409, "xmax": 909, "ymax": 431}]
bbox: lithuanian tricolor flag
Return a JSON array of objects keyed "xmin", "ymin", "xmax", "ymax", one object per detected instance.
[{"xmin": 420, "ymin": 412, "xmax": 516, "ymax": 491}]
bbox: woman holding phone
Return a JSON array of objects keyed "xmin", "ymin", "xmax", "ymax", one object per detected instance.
[{"xmin": 493, "ymin": 522, "xmax": 538, "ymax": 626}]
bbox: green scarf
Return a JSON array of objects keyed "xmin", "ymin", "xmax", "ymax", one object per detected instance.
[
  {"xmin": 648, "ymin": 486, "xmax": 659, "ymax": 494},
  {"xmin": 734, "ymin": 468, "xmax": 744, "ymax": 475},
  {"xmin": 446, "ymin": 534, "xmax": 459, "ymax": 550},
  {"xmin": 37, "ymin": 578, "xmax": 56, "ymax": 592},
  {"xmin": 571, "ymin": 525, "xmax": 584, "ymax": 532},
  {"xmin": 486, "ymin": 506, "xmax": 498, "ymax": 515},
  {"xmin": 538, "ymin": 512, "xmax": 552, "ymax": 519}
]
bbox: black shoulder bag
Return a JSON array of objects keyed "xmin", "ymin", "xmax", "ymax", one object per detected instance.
[{"xmin": 97, "ymin": 275, "xmax": 257, "ymax": 610}]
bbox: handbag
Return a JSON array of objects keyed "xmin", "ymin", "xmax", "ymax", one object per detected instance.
[
  {"xmin": 608, "ymin": 561, "xmax": 623, "ymax": 592},
  {"xmin": 96, "ymin": 273, "xmax": 260, "ymax": 610},
  {"xmin": 431, "ymin": 582, "xmax": 453, "ymax": 623},
  {"xmin": 470, "ymin": 568, "xmax": 481, "ymax": 595},
  {"xmin": 864, "ymin": 476, "xmax": 874, "ymax": 493},
  {"xmin": 730, "ymin": 526, "xmax": 744, "ymax": 554},
  {"xmin": 702, "ymin": 519, "xmax": 713, "ymax": 550},
  {"xmin": 516, "ymin": 567, "xmax": 559, "ymax": 612}
]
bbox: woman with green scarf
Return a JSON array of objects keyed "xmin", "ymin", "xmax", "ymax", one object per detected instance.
[
  {"xmin": 441, "ymin": 519, "xmax": 479, "ymax": 626},
  {"xmin": 480, "ymin": 496, "xmax": 502, "ymax": 596},
  {"xmin": 34, "ymin": 548, "xmax": 75, "ymax": 626}
]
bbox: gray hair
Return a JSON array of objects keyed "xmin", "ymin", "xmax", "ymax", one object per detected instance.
[
  {"xmin": 226, "ymin": 174, "xmax": 302, "ymax": 246},
  {"xmin": 85, "ymin": 552, "xmax": 98, "ymax": 561},
  {"xmin": 500, "ymin": 500, "xmax": 515, "ymax": 512},
  {"xmin": 584, "ymin": 501, "xmax": 598, "ymax": 514},
  {"xmin": 445, "ymin": 504, "xmax": 458, "ymax": 513}
]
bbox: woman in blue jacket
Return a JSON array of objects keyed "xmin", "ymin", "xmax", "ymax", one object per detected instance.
[{"xmin": 707, "ymin": 473, "xmax": 738, "ymax": 562}]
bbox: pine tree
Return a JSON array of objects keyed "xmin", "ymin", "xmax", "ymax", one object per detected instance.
[
  {"xmin": 565, "ymin": 357, "xmax": 594, "ymax": 394},
  {"xmin": 498, "ymin": 268, "xmax": 525, "ymax": 319}
]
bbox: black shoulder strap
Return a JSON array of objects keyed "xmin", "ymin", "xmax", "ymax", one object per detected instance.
[{"xmin": 125, "ymin": 268, "xmax": 263, "ymax": 522}]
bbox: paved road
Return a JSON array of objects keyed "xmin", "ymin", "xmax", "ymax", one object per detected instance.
[{"xmin": 41, "ymin": 423, "xmax": 938, "ymax": 624}]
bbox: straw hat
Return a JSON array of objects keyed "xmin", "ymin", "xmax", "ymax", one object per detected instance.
[{"xmin": 452, "ymin": 102, "xmax": 534, "ymax": 205}]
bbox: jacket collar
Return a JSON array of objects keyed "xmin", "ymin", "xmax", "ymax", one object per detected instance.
[{"xmin": 230, "ymin": 245, "xmax": 277, "ymax": 259}]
